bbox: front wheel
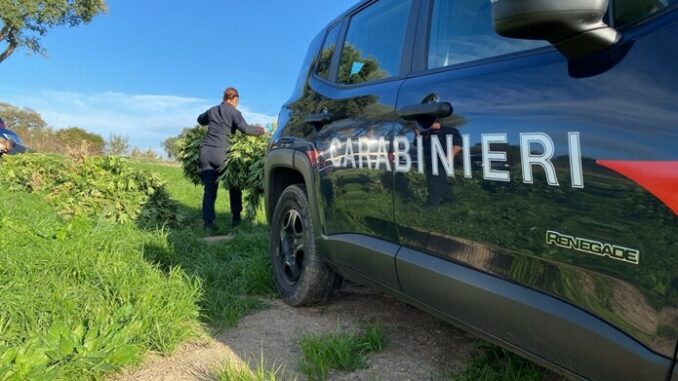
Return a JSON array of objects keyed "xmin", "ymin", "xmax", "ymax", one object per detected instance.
[{"xmin": 270, "ymin": 184, "xmax": 337, "ymax": 306}]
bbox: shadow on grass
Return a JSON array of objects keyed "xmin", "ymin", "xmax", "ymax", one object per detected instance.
[{"xmin": 138, "ymin": 199, "xmax": 277, "ymax": 329}]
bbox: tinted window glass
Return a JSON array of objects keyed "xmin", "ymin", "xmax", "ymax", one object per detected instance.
[
  {"xmin": 614, "ymin": 0, "xmax": 676, "ymax": 27},
  {"xmin": 316, "ymin": 24, "xmax": 341, "ymax": 80},
  {"xmin": 428, "ymin": 0, "xmax": 547, "ymax": 69},
  {"xmin": 338, "ymin": 0, "xmax": 412, "ymax": 85},
  {"xmin": 290, "ymin": 32, "xmax": 324, "ymax": 100}
]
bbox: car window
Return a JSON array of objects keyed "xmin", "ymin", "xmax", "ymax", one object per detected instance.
[
  {"xmin": 290, "ymin": 31, "xmax": 324, "ymax": 100},
  {"xmin": 614, "ymin": 0, "xmax": 677, "ymax": 27},
  {"xmin": 428, "ymin": 0, "xmax": 548, "ymax": 69},
  {"xmin": 316, "ymin": 24, "xmax": 342, "ymax": 80},
  {"xmin": 337, "ymin": 0, "xmax": 412, "ymax": 85}
]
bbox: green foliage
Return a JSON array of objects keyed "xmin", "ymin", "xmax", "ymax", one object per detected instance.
[
  {"xmin": 448, "ymin": 342, "xmax": 555, "ymax": 381},
  {"xmin": 0, "ymin": 191, "xmax": 201, "ymax": 380},
  {"xmin": 0, "ymin": 153, "xmax": 179, "ymax": 226},
  {"xmin": 143, "ymin": 227, "xmax": 275, "ymax": 327},
  {"xmin": 298, "ymin": 323, "xmax": 387, "ymax": 381},
  {"xmin": 177, "ymin": 124, "xmax": 207, "ymax": 185},
  {"xmin": 124, "ymin": 162, "xmax": 277, "ymax": 327},
  {"xmin": 177, "ymin": 125, "xmax": 268, "ymax": 219},
  {"xmin": 219, "ymin": 132, "xmax": 269, "ymax": 219},
  {"xmin": 162, "ymin": 127, "xmax": 194, "ymax": 160},
  {"xmin": 0, "ymin": 0, "xmax": 108, "ymax": 63},
  {"xmin": 55, "ymin": 126, "xmax": 105, "ymax": 154}
]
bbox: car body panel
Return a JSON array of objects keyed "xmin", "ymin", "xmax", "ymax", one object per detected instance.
[
  {"xmin": 393, "ymin": 5, "xmax": 678, "ymax": 359},
  {"xmin": 318, "ymin": 233, "xmax": 400, "ymax": 290},
  {"xmin": 265, "ymin": 1, "xmax": 678, "ymax": 379},
  {"xmin": 396, "ymin": 246, "xmax": 671, "ymax": 380}
]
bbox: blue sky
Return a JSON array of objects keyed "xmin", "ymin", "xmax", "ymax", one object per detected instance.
[{"xmin": 0, "ymin": 0, "xmax": 357, "ymax": 152}]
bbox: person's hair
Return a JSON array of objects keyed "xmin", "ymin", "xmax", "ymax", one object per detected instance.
[{"xmin": 223, "ymin": 87, "xmax": 239, "ymax": 102}]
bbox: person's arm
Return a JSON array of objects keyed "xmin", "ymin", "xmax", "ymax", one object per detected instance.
[
  {"xmin": 232, "ymin": 109, "xmax": 266, "ymax": 136},
  {"xmin": 197, "ymin": 110, "xmax": 210, "ymax": 126}
]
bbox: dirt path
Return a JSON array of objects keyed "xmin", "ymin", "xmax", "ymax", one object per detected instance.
[{"xmin": 113, "ymin": 284, "xmax": 478, "ymax": 381}]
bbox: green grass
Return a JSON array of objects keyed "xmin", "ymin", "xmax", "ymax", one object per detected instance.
[
  {"xmin": 215, "ymin": 355, "xmax": 295, "ymax": 381},
  {"xmin": 0, "ymin": 157, "xmax": 275, "ymax": 380},
  {"xmin": 298, "ymin": 323, "xmax": 387, "ymax": 381},
  {"xmin": 128, "ymin": 160, "xmax": 276, "ymax": 326},
  {"xmin": 449, "ymin": 342, "xmax": 557, "ymax": 381},
  {"xmin": 0, "ymin": 191, "xmax": 201, "ymax": 380}
]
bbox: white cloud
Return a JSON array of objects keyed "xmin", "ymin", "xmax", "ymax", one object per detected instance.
[{"xmin": 1, "ymin": 89, "xmax": 276, "ymax": 154}]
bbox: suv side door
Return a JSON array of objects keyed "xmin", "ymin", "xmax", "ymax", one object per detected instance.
[
  {"xmin": 312, "ymin": 0, "xmax": 418, "ymax": 289},
  {"xmin": 394, "ymin": 0, "xmax": 678, "ymax": 379}
]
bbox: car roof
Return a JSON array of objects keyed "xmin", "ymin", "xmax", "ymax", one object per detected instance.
[{"xmin": 327, "ymin": 0, "xmax": 371, "ymax": 29}]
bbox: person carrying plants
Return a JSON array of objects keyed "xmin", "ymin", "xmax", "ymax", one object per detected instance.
[{"xmin": 197, "ymin": 87, "xmax": 266, "ymax": 231}]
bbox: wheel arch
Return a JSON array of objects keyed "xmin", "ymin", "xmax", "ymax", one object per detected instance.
[{"xmin": 264, "ymin": 148, "xmax": 324, "ymax": 234}]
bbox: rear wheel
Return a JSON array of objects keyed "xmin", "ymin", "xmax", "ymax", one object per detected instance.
[{"xmin": 270, "ymin": 184, "xmax": 337, "ymax": 306}]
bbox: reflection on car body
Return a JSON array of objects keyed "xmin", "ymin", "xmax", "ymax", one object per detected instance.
[{"xmin": 264, "ymin": 1, "xmax": 678, "ymax": 380}]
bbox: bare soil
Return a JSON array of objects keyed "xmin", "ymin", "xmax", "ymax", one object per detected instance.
[{"xmin": 113, "ymin": 283, "xmax": 478, "ymax": 381}]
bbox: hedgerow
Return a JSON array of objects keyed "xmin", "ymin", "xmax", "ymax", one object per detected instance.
[
  {"xmin": 177, "ymin": 126, "xmax": 268, "ymax": 218},
  {"xmin": 0, "ymin": 153, "xmax": 179, "ymax": 227}
]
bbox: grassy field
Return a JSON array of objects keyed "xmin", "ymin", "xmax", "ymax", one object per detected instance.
[
  {"xmin": 0, "ymin": 156, "xmax": 557, "ymax": 380},
  {"xmin": 0, "ymin": 157, "xmax": 274, "ymax": 379}
]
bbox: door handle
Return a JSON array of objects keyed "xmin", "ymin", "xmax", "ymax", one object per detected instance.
[
  {"xmin": 305, "ymin": 112, "xmax": 334, "ymax": 126},
  {"xmin": 397, "ymin": 102, "xmax": 453, "ymax": 121}
]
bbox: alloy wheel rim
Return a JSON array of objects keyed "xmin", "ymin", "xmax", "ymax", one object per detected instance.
[{"xmin": 278, "ymin": 208, "xmax": 305, "ymax": 284}]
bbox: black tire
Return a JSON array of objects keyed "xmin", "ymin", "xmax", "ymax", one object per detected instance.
[{"xmin": 270, "ymin": 184, "xmax": 337, "ymax": 306}]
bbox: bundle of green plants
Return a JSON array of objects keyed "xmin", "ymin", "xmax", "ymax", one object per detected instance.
[
  {"xmin": 219, "ymin": 133, "xmax": 269, "ymax": 218},
  {"xmin": 177, "ymin": 125, "xmax": 269, "ymax": 219},
  {"xmin": 0, "ymin": 153, "xmax": 179, "ymax": 227},
  {"xmin": 177, "ymin": 125, "xmax": 207, "ymax": 185}
]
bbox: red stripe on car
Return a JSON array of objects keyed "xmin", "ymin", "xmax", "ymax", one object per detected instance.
[{"xmin": 597, "ymin": 160, "xmax": 678, "ymax": 215}]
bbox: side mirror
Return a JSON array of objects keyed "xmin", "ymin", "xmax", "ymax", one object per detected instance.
[{"xmin": 492, "ymin": 0, "xmax": 620, "ymax": 60}]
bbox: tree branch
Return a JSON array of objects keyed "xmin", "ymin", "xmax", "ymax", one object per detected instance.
[
  {"xmin": 0, "ymin": 25, "xmax": 10, "ymax": 41},
  {"xmin": 0, "ymin": 39, "xmax": 18, "ymax": 64}
]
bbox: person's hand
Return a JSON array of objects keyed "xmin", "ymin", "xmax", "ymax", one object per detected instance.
[{"xmin": 431, "ymin": 121, "xmax": 441, "ymax": 130}]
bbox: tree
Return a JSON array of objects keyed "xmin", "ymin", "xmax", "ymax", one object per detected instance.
[
  {"xmin": 55, "ymin": 126, "xmax": 105, "ymax": 155},
  {"xmin": 130, "ymin": 147, "xmax": 160, "ymax": 162},
  {"xmin": 0, "ymin": 102, "xmax": 52, "ymax": 149},
  {"xmin": 162, "ymin": 127, "xmax": 199, "ymax": 160},
  {"xmin": 162, "ymin": 136, "xmax": 181, "ymax": 159},
  {"xmin": 106, "ymin": 133, "xmax": 129, "ymax": 156},
  {"xmin": 0, "ymin": 0, "xmax": 108, "ymax": 63}
]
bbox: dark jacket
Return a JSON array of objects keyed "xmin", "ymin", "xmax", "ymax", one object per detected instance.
[{"xmin": 197, "ymin": 102, "xmax": 265, "ymax": 151}]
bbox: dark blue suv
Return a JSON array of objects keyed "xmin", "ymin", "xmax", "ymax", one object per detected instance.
[
  {"xmin": 0, "ymin": 118, "xmax": 27, "ymax": 155},
  {"xmin": 264, "ymin": 1, "xmax": 678, "ymax": 379}
]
